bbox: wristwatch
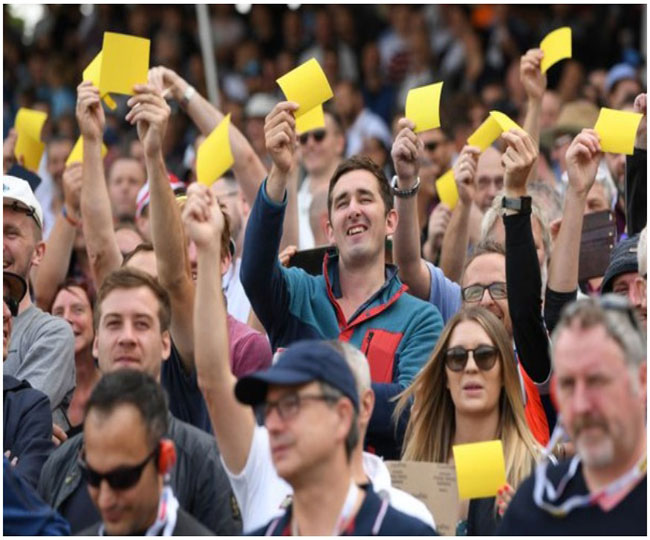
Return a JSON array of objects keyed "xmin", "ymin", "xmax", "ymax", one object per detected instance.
[
  {"xmin": 181, "ymin": 85, "xmax": 195, "ymax": 107},
  {"xmin": 390, "ymin": 175, "xmax": 420, "ymax": 198},
  {"xmin": 502, "ymin": 195, "xmax": 532, "ymax": 213}
]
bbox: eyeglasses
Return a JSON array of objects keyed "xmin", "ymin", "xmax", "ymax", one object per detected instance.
[
  {"xmin": 78, "ymin": 447, "xmax": 158, "ymax": 490},
  {"xmin": 256, "ymin": 393, "xmax": 337, "ymax": 422},
  {"xmin": 461, "ymin": 282, "xmax": 507, "ymax": 303},
  {"xmin": 3, "ymin": 296, "xmax": 19, "ymax": 317},
  {"xmin": 444, "ymin": 345, "xmax": 499, "ymax": 372},
  {"xmin": 299, "ymin": 129, "xmax": 326, "ymax": 145}
]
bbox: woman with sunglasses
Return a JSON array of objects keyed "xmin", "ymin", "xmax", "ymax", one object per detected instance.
[{"xmin": 395, "ymin": 306, "xmax": 542, "ymax": 535}]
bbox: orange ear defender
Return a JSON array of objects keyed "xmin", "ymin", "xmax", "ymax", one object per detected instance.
[{"xmin": 157, "ymin": 439, "xmax": 177, "ymax": 474}]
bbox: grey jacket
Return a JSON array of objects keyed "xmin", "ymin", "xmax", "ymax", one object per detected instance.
[{"xmin": 37, "ymin": 413, "xmax": 242, "ymax": 535}]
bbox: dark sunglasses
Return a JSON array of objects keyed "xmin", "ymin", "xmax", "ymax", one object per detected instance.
[
  {"xmin": 424, "ymin": 140, "xmax": 441, "ymax": 152},
  {"xmin": 78, "ymin": 447, "xmax": 157, "ymax": 490},
  {"xmin": 461, "ymin": 282, "xmax": 507, "ymax": 303},
  {"xmin": 3, "ymin": 296, "xmax": 19, "ymax": 317},
  {"xmin": 299, "ymin": 129, "xmax": 326, "ymax": 145},
  {"xmin": 444, "ymin": 345, "xmax": 498, "ymax": 372}
]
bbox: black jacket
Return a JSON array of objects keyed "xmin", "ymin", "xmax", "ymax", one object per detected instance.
[
  {"xmin": 76, "ymin": 506, "xmax": 213, "ymax": 536},
  {"xmin": 37, "ymin": 413, "xmax": 242, "ymax": 535},
  {"xmin": 3, "ymin": 374, "xmax": 55, "ymax": 489}
]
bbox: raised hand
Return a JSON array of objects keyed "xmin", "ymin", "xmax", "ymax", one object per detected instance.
[
  {"xmin": 62, "ymin": 162, "xmax": 83, "ymax": 221},
  {"xmin": 126, "ymin": 84, "xmax": 171, "ymax": 158},
  {"xmin": 182, "ymin": 182, "xmax": 225, "ymax": 251},
  {"xmin": 148, "ymin": 65, "xmax": 186, "ymax": 102},
  {"xmin": 501, "ymin": 129, "xmax": 538, "ymax": 197},
  {"xmin": 264, "ymin": 101, "xmax": 299, "ymax": 174},
  {"xmin": 452, "ymin": 145, "xmax": 480, "ymax": 206},
  {"xmin": 391, "ymin": 118, "xmax": 422, "ymax": 182},
  {"xmin": 633, "ymin": 93, "xmax": 646, "ymax": 150},
  {"xmin": 565, "ymin": 129, "xmax": 602, "ymax": 198},
  {"xmin": 520, "ymin": 49, "xmax": 547, "ymax": 102},
  {"xmin": 76, "ymin": 81, "xmax": 105, "ymax": 141}
]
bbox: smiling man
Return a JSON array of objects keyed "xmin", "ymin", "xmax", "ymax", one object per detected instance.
[{"xmin": 241, "ymin": 101, "xmax": 442, "ymax": 459}]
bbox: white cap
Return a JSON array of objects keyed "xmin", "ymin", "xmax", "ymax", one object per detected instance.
[{"xmin": 3, "ymin": 175, "xmax": 43, "ymax": 229}]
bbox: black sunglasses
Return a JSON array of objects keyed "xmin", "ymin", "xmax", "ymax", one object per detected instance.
[
  {"xmin": 299, "ymin": 129, "xmax": 326, "ymax": 145},
  {"xmin": 424, "ymin": 140, "xmax": 441, "ymax": 152},
  {"xmin": 3, "ymin": 296, "xmax": 19, "ymax": 317},
  {"xmin": 444, "ymin": 345, "xmax": 498, "ymax": 372},
  {"xmin": 78, "ymin": 447, "xmax": 158, "ymax": 490}
]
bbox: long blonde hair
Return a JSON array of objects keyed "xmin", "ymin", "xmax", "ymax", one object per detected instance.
[{"xmin": 395, "ymin": 306, "xmax": 541, "ymax": 491}]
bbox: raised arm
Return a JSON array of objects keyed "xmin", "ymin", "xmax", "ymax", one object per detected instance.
[
  {"xmin": 183, "ymin": 182, "xmax": 256, "ymax": 474},
  {"xmin": 391, "ymin": 118, "xmax": 431, "ymax": 299},
  {"xmin": 149, "ymin": 66, "xmax": 267, "ymax": 205},
  {"xmin": 34, "ymin": 163, "xmax": 83, "ymax": 311},
  {"xmin": 520, "ymin": 48, "xmax": 546, "ymax": 184},
  {"xmin": 548, "ymin": 130, "xmax": 600, "ymax": 294},
  {"xmin": 438, "ymin": 145, "xmax": 481, "ymax": 283},
  {"xmin": 77, "ymin": 81, "xmax": 122, "ymax": 286},
  {"xmin": 126, "ymin": 83, "xmax": 195, "ymax": 372}
]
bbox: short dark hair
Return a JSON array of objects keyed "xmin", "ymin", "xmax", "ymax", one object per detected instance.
[
  {"xmin": 327, "ymin": 156, "xmax": 393, "ymax": 218},
  {"xmin": 463, "ymin": 239, "xmax": 506, "ymax": 279},
  {"xmin": 85, "ymin": 370, "xmax": 168, "ymax": 447},
  {"xmin": 94, "ymin": 267, "xmax": 171, "ymax": 333},
  {"xmin": 53, "ymin": 277, "xmax": 96, "ymax": 310},
  {"xmin": 122, "ymin": 242, "xmax": 154, "ymax": 266}
]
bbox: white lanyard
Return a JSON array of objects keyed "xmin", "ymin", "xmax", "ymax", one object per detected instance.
[
  {"xmin": 99, "ymin": 486, "xmax": 179, "ymax": 536},
  {"xmin": 533, "ymin": 421, "xmax": 647, "ymax": 517},
  {"xmin": 291, "ymin": 481, "xmax": 360, "ymax": 536}
]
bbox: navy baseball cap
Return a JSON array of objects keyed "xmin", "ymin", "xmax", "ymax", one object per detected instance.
[
  {"xmin": 235, "ymin": 340, "xmax": 359, "ymax": 411},
  {"xmin": 601, "ymin": 234, "xmax": 640, "ymax": 294}
]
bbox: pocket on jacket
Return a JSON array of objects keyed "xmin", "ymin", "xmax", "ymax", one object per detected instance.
[{"xmin": 361, "ymin": 328, "xmax": 402, "ymax": 383}]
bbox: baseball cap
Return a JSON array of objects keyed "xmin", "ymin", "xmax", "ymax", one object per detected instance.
[
  {"xmin": 605, "ymin": 63, "xmax": 638, "ymax": 94},
  {"xmin": 3, "ymin": 175, "xmax": 43, "ymax": 229},
  {"xmin": 135, "ymin": 173, "xmax": 186, "ymax": 219},
  {"xmin": 600, "ymin": 233, "xmax": 640, "ymax": 294},
  {"xmin": 235, "ymin": 340, "xmax": 359, "ymax": 411},
  {"xmin": 540, "ymin": 100, "xmax": 600, "ymax": 150},
  {"xmin": 3, "ymin": 271, "xmax": 27, "ymax": 316}
]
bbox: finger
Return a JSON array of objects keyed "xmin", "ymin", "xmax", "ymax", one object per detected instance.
[
  {"xmin": 266, "ymin": 101, "xmax": 300, "ymax": 124},
  {"xmin": 397, "ymin": 117, "xmax": 416, "ymax": 132},
  {"xmin": 265, "ymin": 109, "xmax": 296, "ymax": 132},
  {"xmin": 127, "ymin": 92, "xmax": 167, "ymax": 109}
]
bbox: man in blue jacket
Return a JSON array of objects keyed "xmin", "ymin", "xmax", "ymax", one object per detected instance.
[
  {"xmin": 241, "ymin": 101, "xmax": 443, "ymax": 458},
  {"xmin": 3, "ymin": 271, "xmax": 55, "ymax": 489}
]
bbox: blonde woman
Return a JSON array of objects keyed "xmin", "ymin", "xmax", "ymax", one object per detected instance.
[{"xmin": 395, "ymin": 306, "xmax": 543, "ymax": 535}]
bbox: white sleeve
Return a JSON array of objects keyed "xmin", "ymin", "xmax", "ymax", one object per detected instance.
[
  {"xmin": 220, "ymin": 425, "xmax": 292, "ymax": 533},
  {"xmin": 386, "ymin": 486, "xmax": 436, "ymax": 530}
]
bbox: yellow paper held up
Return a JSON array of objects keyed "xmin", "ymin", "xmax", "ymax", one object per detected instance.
[
  {"xmin": 467, "ymin": 111, "xmax": 524, "ymax": 151},
  {"xmin": 593, "ymin": 107, "xmax": 643, "ymax": 155},
  {"xmin": 66, "ymin": 137, "xmax": 108, "ymax": 166},
  {"xmin": 197, "ymin": 114, "xmax": 234, "ymax": 186},
  {"xmin": 405, "ymin": 82, "xmax": 444, "ymax": 133},
  {"xmin": 276, "ymin": 58, "xmax": 333, "ymax": 118},
  {"xmin": 296, "ymin": 105, "xmax": 325, "ymax": 135},
  {"xmin": 540, "ymin": 27, "xmax": 572, "ymax": 74},
  {"xmin": 452, "ymin": 440, "xmax": 506, "ymax": 500},
  {"xmin": 14, "ymin": 108, "xmax": 48, "ymax": 171},
  {"xmin": 99, "ymin": 32, "xmax": 150, "ymax": 96},
  {"xmin": 82, "ymin": 51, "xmax": 117, "ymax": 110},
  {"xmin": 435, "ymin": 170, "xmax": 458, "ymax": 210}
]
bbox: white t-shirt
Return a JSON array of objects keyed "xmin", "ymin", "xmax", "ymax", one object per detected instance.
[
  {"xmin": 222, "ymin": 425, "xmax": 436, "ymax": 533},
  {"xmin": 297, "ymin": 177, "xmax": 315, "ymax": 250},
  {"xmin": 222, "ymin": 257, "xmax": 252, "ymax": 324}
]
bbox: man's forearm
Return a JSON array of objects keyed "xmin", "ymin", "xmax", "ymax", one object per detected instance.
[
  {"xmin": 439, "ymin": 201, "xmax": 471, "ymax": 283},
  {"xmin": 80, "ymin": 137, "xmax": 122, "ymax": 286},
  {"xmin": 523, "ymin": 98, "xmax": 542, "ymax": 183},
  {"xmin": 393, "ymin": 176, "xmax": 431, "ymax": 300}
]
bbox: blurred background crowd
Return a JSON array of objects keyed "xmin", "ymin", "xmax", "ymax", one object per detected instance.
[{"xmin": 3, "ymin": 4, "xmax": 646, "ymax": 185}]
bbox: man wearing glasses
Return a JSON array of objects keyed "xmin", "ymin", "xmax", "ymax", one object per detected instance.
[
  {"xmin": 77, "ymin": 370, "xmax": 212, "ymax": 536},
  {"xmin": 3, "ymin": 175, "xmax": 75, "ymax": 432},
  {"xmin": 498, "ymin": 295, "xmax": 647, "ymax": 535},
  {"xmin": 235, "ymin": 340, "xmax": 435, "ymax": 536}
]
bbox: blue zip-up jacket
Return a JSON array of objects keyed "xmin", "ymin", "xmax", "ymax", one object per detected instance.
[{"xmin": 241, "ymin": 180, "xmax": 443, "ymax": 458}]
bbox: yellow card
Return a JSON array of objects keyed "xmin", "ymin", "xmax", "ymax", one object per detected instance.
[
  {"xmin": 405, "ymin": 82, "xmax": 444, "ymax": 133},
  {"xmin": 15, "ymin": 108, "xmax": 47, "ymax": 141},
  {"xmin": 593, "ymin": 107, "xmax": 643, "ymax": 155},
  {"xmin": 66, "ymin": 136, "xmax": 108, "ymax": 166},
  {"xmin": 435, "ymin": 169, "xmax": 458, "ymax": 210},
  {"xmin": 296, "ymin": 105, "xmax": 325, "ymax": 135},
  {"xmin": 490, "ymin": 111, "xmax": 522, "ymax": 133},
  {"xmin": 197, "ymin": 114, "xmax": 234, "ymax": 186},
  {"xmin": 467, "ymin": 115, "xmax": 502, "ymax": 151},
  {"xmin": 99, "ymin": 32, "xmax": 150, "ymax": 96},
  {"xmin": 82, "ymin": 51, "xmax": 118, "ymax": 110},
  {"xmin": 452, "ymin": 440, "xmax": 506, "ymax": 500},
  {"xmin": 14, "ymin": 108, "xmax": 47, "ymax": 171},
  {"xmin": 540, "ymin": 27, "xmax": 572, "ymax": 74},
  {"xmin": 276, "ymin": 58, "xmax": 333, "ymax": 117}
]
